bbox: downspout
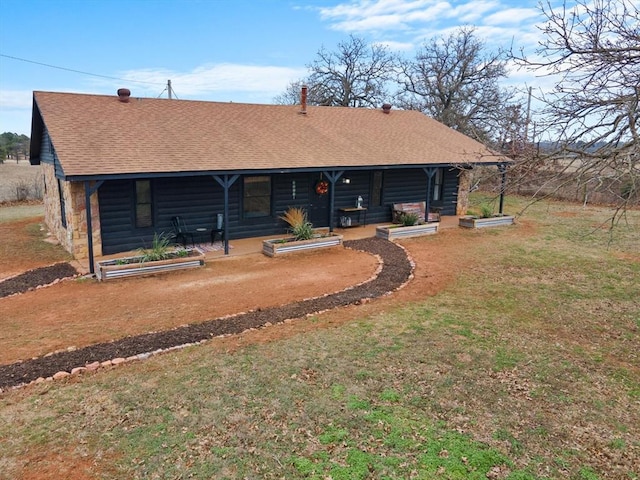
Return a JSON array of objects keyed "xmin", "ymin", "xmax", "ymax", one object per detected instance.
[{"xmin": 84, "ymin": 180, "xmax": 103, "ymax": 275}]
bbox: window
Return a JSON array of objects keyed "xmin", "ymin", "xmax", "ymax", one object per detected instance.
[
  {"xmin": 433, "ymin": 169, "xmax": 443, "ymax": 201},
  {"xmin": 57, "ymin": 178, "xmax": 66, "ymax": 228},
  {"xmin": 243, "ymin": 176, "xmax": 271, "ymax": 218},
  {"xmin": 135, "ymin": 180, "xmax": 153, "ymax": 228},
  {"xmin": 371, "ymin": 171, "xmax": 383, "ymax": 207}
]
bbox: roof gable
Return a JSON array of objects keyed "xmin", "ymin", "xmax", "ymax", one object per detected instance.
[{"xmin": 33, "ymin": 91, "xmax": 505, "ymax": 178}]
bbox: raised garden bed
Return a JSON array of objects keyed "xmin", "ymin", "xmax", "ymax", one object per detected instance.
[
  {"xmin": 96, "ymin": 249, "xmax": 206, "ymax": 280},
  {"xmin": 262, "ymin": 233, "xmax": 343, "ymax": 257},
  {"xmin": 458, "ymin": 215, "xmax": 515, "ymax": 229},
  {"xmin": 375, "ymin": 222, "xmax": 439, "ymax": 240}
]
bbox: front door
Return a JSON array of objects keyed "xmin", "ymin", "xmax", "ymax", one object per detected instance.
[{"xmin": 308, "ymin": 177, "xmax": 330, "ymax": 227}]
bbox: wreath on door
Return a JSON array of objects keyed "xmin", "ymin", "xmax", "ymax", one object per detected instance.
[{"xmin": 315, "ymin": 180, "xmax": 329, "ymax": 195}]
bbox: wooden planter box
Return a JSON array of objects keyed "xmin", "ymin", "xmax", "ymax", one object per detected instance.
[
  {"xmin": 375, "ymin": 222, "xmax": 439, "ymax": 240},
  {"xmin": 459, "ymin": 215, "xmax": 515, "ymax": 229},
  {"xmin": 96, "ymin": 249, "xmax": 206, "ymax": 280},
  {"xmin": 262, "ymin": 234, "xmax": 343, "ymax": 257}
]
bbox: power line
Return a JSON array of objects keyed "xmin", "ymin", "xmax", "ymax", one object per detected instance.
[{"xmin": 0, "ymin": 53, "xmax": 165, "ymax": 86}]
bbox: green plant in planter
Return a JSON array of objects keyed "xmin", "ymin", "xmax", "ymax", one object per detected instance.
[
  {"xmin": 139, "ymin": 232, "xmax": 173, "ymax": 262},
  {"xmin": 479, "ymin": 203, "xmax": 494, "ymax": 218},
  {"xmin": 401, "ymin": 212, "xmax": 420, "ymax": 226},
  {"xmin": 279, "ymin": 207, "xmax": 314, "ymax": 241}
]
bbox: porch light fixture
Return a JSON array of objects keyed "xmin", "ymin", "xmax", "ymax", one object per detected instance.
[{"xmin": 342, "ymin": 178, "xmax": 351, "ymax": 184}]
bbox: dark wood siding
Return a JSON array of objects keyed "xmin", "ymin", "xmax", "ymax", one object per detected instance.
[
  {"xmin": 39, "ymin": 130, "xmax": 53, "ymax": 164},
  {"xmin": 439, "ymin": 168, "xmax": 459, "ymax": 216},
  {"xmin": 38, "ymin": 130, "xmax": 65, "ymax": 178},
  {"xmin": 98, "ymin": 167, "xmax": 460, "ymax": 254},
  {"xmin": 100, "ymin": 176, "xmax": 229, "ymax": 254}
]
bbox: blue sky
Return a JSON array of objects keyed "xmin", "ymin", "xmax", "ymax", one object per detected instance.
[{"xmin": 0, "ymin": 0, "xmax": 547, "ymax": 136}]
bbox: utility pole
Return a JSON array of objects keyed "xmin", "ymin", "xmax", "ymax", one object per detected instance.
[{"xmin": 167, "ymin": 79, "xmax": 172, "ymax": 99}]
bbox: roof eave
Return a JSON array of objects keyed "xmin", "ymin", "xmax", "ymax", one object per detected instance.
[{"xmin": 29, "ymin": 95, "xmax": 44, "ymax": 165}]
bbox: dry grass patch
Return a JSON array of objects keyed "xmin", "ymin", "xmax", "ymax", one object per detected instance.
[{"xmin": 0, "ymin": 197, "xmax": 639, "ymax": 479}]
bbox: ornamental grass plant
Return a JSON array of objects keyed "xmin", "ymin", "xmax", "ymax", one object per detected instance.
[{"xmin": 279, "ymin": 207, "xmax": 314, "ymax": 241}]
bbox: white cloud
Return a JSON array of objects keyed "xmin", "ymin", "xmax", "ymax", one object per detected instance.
[
  {"xmin": 0, "ymin": 90, "xmax": 33, "ymax": 109},
  {"xmin": 314, "ymin": 0, "xmax": 547, "ymax": 54},
  {"xmin": 317, "ymin": 0, "xmax": 510, "ymax": 33},
  {"xmin": 319, "ymin": 0, "xmax": 452, "ymax": 32},
  {"xmin": 117, "ymin": 63, "xmax": 308, "ymax": 99},
  {"xmin": 444, "ymin": 1, "xmax": 500, "ymax": 23},
  {"xmin": 374, "ymin": 39, "xmax": 415, "ymax": 51},
  {"xmin": 0, "ymin": 64, "xmax": 309, "ymax": 135},
  {"xmin": 319, "ymin": 0, "xmax": 437, "ymax": 20},
  {"xmin": 484, "ymin": 8, "xmax": 540, "ymax": 26}
]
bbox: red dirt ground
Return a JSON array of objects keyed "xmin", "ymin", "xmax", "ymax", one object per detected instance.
[
  {"xmin": 0, "ymin": 219, "xmax": 534, "ymax": 366},
  {"xmin": 1, "ymin": 215, "xmax": 536, "ymax": 480}
]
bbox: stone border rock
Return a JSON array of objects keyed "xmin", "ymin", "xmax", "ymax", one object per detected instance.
[
  {"xmin": 0, "ymin": 237, "xmax": 414, "ymax": 392},
  {"xmin": 0, "ymin": 262, "xmax": 79, "ymax": 298}
]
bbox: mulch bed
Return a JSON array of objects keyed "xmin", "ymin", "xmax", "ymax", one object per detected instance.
[
  {"xmin": 0, "ymin": 237, "xmax": 412, "ymax": 390},
  {"xmin": 0, "ymin": 263, "xmax": 78, "ymax": 298}
]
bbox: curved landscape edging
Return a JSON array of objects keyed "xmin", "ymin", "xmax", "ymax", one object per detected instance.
[{"xmin": 0, "ymin": 237, "xmax": 413, "ymax": 391}]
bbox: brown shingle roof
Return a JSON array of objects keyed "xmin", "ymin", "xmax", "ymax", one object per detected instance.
[{"xmin": 33, "ymin": 91, "xmax": 504, "ymax": 178}]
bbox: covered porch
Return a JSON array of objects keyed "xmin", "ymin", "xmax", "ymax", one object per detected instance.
[{"xmin": 82, "ymin": 216, "xmax": 462, "ymax": 274}]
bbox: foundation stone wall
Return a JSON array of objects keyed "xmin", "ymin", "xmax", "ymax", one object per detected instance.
[
  {"xmin": 456, "ymin": 168, "xmax": 472, "ymax": 216},
  {"xmin": 42, "ymin": 163, "xmax": 102, "ymax": 259}
]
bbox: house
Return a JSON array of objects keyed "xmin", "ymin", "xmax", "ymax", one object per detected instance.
[{"xmin": 29, "ymin": 88, "xmax": 507, "ymax": 273}]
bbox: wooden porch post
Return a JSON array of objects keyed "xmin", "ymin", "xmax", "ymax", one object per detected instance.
[
  {"xmin": 84, "ymin": 180, "xmax": 103, "ymax": 275},
  {"xmin": 498, "ymin": 164, "xmax": 507, "ymax": 215},
  {"xmin": 423, "ymin": 167, "xmax": 437, "ymax": 220},
  {"xmin": 213, "ymin": 174, "xmax": 239, "ymax": 255},
  {"xmin": 323, "ymin": 170, "xmax": 344, "ymax": 232}
]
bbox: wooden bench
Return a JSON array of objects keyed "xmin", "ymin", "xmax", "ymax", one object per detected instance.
[{"xmin": 392, "ymin": 202, "xmax": 440, "ymax": 223}]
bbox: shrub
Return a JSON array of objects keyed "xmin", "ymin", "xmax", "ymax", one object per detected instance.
[
  {"xmin": 14, "ymin": 179, "xmax": 30, "ymax": 201},
  {"xmin": 138, "ymin": 233, "xmax": 173, "ymax": 262},
  {"xmin": 279, "ymin": 207, "xmax": 314, "ymax": 241},
  {"xmin": 621, "ymin": 180, "xmax": 637, "ymax": 200},
  {"xmin": 480, "ymin": 203, "xmax": 494, "ymax": 218},
  {"xmin": 401, "ymin": 212, "xmax": 420, "ymax": 226}
]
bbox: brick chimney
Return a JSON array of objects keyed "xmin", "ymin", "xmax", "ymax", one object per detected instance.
[{"xmin": 300, "ymin": 85, "xmax": 308, "ymax": 114}]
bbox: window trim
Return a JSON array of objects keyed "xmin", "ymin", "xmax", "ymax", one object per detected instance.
[
  {"xmin": 433, "ymin": 168, "xmax": 443, "ymax": 201},
  {"xmin": 370, "ymin": 170, "xmax": 384, "ymax": 207},
  {"xmin": 242, "ymin": 175, "xmax": 272, "ymax": 219},
  {"xmin": 134, "ymin": 179, "xmax": 153, "ymax": 228}
]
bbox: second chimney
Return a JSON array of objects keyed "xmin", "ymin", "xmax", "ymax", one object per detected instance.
[
  {"xmin": 300, "ymin": 85, "xmax": 308, "ymax": 114},
  {"xmin": 117, "ymin": 88, "xmax": 131, "ymax": 103}
]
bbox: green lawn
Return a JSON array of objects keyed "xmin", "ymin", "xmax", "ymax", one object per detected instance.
[{"xmin": 1, "ymin": 196, "xmax": 639, "ymax": 479}]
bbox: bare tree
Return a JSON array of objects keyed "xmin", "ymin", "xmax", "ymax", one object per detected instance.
[
  {"xmin": 275, "ymin": 36, "xmax": 396, "ymax": 108},
  {"xmin": 397, "ymin": 28, "xmax": 517, "ymax": 144},
  {"xmin": 273, "ymin": 80, "xmax": 327, "ymax": 106},
  {"xmin": 511, "ymin": 0, "xmax": 640, "ymax": 213}
]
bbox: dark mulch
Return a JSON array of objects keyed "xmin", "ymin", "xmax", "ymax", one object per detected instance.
[
  {"xmin": 0, "ymin": 263, "xmax": 78, "ymax": 298},
  {"xmin": 0, "ymin": 237, "xmax": 412, "ymax": 390}
]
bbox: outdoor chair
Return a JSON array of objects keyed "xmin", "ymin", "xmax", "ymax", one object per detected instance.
[
  {"xmin": 171, "ymin": 216, "xmax": 195, "ymax": 247},
  {"xmin": 210, "ymin": 213, "xmax": 224, "ymax": 244}
]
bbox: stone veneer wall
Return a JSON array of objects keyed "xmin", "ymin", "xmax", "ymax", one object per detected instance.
[
  {"xmin": 41, "ymin": 163, "xmax": 102, "ymax": 259},
  {"xmin": 456, "ymin": 168, "xmax": 472, "ymax": 216}
]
